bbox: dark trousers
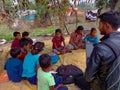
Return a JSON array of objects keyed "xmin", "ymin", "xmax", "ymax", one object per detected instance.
[
  {"xmin": 28, "ymin": 75, "xmax": 37, "ymax": 85},
  {"xmin": 52, "ymin": 74, "xmax": 68, "ymax": 90}
]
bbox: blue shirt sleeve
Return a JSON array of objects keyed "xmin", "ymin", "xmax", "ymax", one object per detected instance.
[
  {"xmin": 82, "ymin": 36, "xmax": 88, "ymax": 43},
  {"xmin": 94, "ymin": 35, "xmax": 99, "ymax": 44}
]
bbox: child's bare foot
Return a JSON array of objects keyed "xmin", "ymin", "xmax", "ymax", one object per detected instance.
[{"xmin": 66, "ymin": 50, "xmax": 72, "ymax": 53}]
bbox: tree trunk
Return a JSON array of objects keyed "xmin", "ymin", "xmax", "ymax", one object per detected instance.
[
  {"xmin": 56, "ymin": 0, "xmax": 70, "ymax": 35},
  {"xmin": 2, "ymin": 0, "xmax": 5, "ymax": 10},
  {"xmin": 110, "ymin": 0, "xmax": 118, "ymax": 11}
]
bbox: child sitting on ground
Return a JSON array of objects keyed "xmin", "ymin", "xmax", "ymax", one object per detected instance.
[
  {"xmin": 67, "ymin": 25, "xmax": 84, "ymax": 50},
  {"xmin": 11, "ymin": 31, "xmax": 21, "ymax": 48},
  {"xmin": 52, "ymin": 29, "xmax": 70, "ymax": 54},
  {"xmin": 37, "ymin": 54, "xmax": 68, "ymax": 90},
  {"xmin": 22, "ymin": 42, "xmax": 44, "ymax": 84},
  {"xmin": 4, "ymin": 47, "xmax": 23, "ymax": 82},
  {"xmin": 82, "ymin": 28, "xmax": 99, "ymax": 45},
  {"xmin": 19, "ymin": 38, "xmax": 30, "ymax": 61},
  {"xmin": 22, "ymin": 31, "xmax": 29, "ymax": 39}
]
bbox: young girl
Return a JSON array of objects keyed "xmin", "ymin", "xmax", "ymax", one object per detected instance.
[
  {"xmin": 52, "ymin": 29, "xmax": 70, "ymax": 54},
  {"xmin": 22, "ymin": 42, "xmax": 44, "ymax": 84},
  {"xmin": 83, "ymin": 28, "xmax": 99, "ymax": 44}
]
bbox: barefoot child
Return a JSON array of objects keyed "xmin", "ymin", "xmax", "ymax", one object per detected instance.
[
  {"xmin": 67, "ymin": 26, "xmax": 84, "ymax": 50},
  {"xmin": 52, "ymin": 29, "xmax": 70, "ymax": 54}
]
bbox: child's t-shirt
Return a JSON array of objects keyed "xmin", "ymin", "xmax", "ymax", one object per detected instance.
[
  {"xmin": 4, "ymin": 58, "xmax": 23, "ymax": 82},
  {"xmin": 19, "ymin": 50, "xmax": 27, "ymax": 61},
  {"xmin": 52, "ymin": 36, "xmax": 65, "ymax": 49},
  {"xmin": 83, "ymin": 35, "xmax": 99, "ymax": 44},
  {"xmin": 11, "ymin": 38, "xmax": 20, "ymax": 48},
  {"xmin": 37, "ymin": 68, "xmax": 55, "ymax": 90},
  {"xmin": 22, "ymin": 52, "xmax": 40, "ymax": 78}
]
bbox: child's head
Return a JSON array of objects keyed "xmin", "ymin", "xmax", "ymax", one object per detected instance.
[
  {"xmin": 76, "ymin": 25, "xmax": 84, "ymax": 34},
  {"xmin": 22, "ymin": 31, "xmax": 29, "ymax": 38},
  {"xmin": 90, "ymin": 28, "xmax": 97, "ymax": 36},
  {"xmin": 13, "ymin": 31, "xmax": 21, "ymax": 39},
  {"xmin": 55, "ymin": 29, "xmax": 62, "ymax": 38},
  {"xmin": 27, "ymin": 38, "xmax": 33, "ymax": 49},
  {"xmin": 39, "ymin": 54, "xmax": 52, "ymax": 69},
  {"xmin": 20, "ymin": 38, "xmax": 30, "ymax": 50},
  {"xmin": 10, "ymin": 47, "xmax": 21, "ymax": 58},
  {"xmin": 31, "ymin": 42, "xmax": 45, "ymax": 55}
]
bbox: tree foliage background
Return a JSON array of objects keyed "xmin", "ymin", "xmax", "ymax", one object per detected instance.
[{"xmin": 0, "ymin": 0, "xmax": 120, "ymax": 32}]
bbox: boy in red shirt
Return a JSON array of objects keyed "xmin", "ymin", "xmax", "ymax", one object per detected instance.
[{"xmin": 11, "ymin": 32, "xmax": 21, "ymax": 48}]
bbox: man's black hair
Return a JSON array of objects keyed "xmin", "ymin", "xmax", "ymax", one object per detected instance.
[
  {"xmin": 22, "ymin": 31, "xmax": 29, "ymax": 38},
  {"xmin": 39, "ymin": 54, "xmax": 51, "ymax": 69},
  {"xmin": 98, "ymin": 11, "xmax": 120, "ymax": 30},
  {"xmin": 10, "ymin": 47, "xmax": 21, "ymax": 58},
  {"xmin": 20, "ymin": 38, "xmax": 29, "ymax": 48},
  {"xmin": 76, "ymin": 25, "xmax": 84, "ymax": 30},
  {"xmin": 13, "ymin": 31, "xmax": 20, "ymax": 37},
  {"xmin": 55, "ymin": 29, "xmax": 62, "ymax": 34}
]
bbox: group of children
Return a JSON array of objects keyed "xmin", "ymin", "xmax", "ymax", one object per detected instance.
[
  {"xmin": 4, "ymin": 25, "xmax": 98, "ymax": 90},
  {"xmin": 52, "ymin": 25, "xmax": 98, "ymax": 54}
]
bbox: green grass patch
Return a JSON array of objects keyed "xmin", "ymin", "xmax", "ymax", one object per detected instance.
[
  {"xmin": 0, "ymin": 24, "xmax": 57, "ymax": 42},
  {"xmin": 30, "ymin": 26, "xmax": 56, "ymax": 37}
]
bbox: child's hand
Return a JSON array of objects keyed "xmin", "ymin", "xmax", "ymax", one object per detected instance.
[
  {"xmin": 60, "ymin": 49, "xmax": 66, "ymax": 54},
  {"xmin": 74, "ymin": 46, "xmax": 79, "ymax": 50},
  {"xmin": 57, "ymin": 84, "xmax": 63, "ymax": 88},
  {"xmin": 55, "ymin": 84, "xmax": 63, "ymax": 90}
]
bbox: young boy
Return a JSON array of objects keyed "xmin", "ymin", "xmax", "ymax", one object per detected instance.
[
  {"xmin": 11, "ymin": 31, "xmax": 21, "ymax": 48},
  {"xmin": 37, "ymin": 54, "xmax": 68, "ymax": 90},
  {"xmin": 4, "ymin": 47, "xmax": 23, "ymax": 82},
  {"xmin": 19, "ymin": 38, "xmax": 30, "ymax": 61},
  {"xmin": 22, "ymin": 31, "xmax": 29, "ymax": 39},
  {"xmin": 22, "ymin": 42, "xmax": 44, "ymax": 84}
]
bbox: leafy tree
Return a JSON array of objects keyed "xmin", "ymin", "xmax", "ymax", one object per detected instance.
[{"xmin": 95, "ymin": 0, "xmax": 119, "ymax": 11}]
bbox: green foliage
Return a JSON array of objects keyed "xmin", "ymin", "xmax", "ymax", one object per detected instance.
[
  {"xmin": 95, "ymin": 0, "xmax": 106, "ymax": 8},
  {"xmin": 118, "ymin": 6, "xmax": 120, "ymax": 11},
  {"xmin": 0, "ymin": 24, "xmax": 57, "ymax": 42}
]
